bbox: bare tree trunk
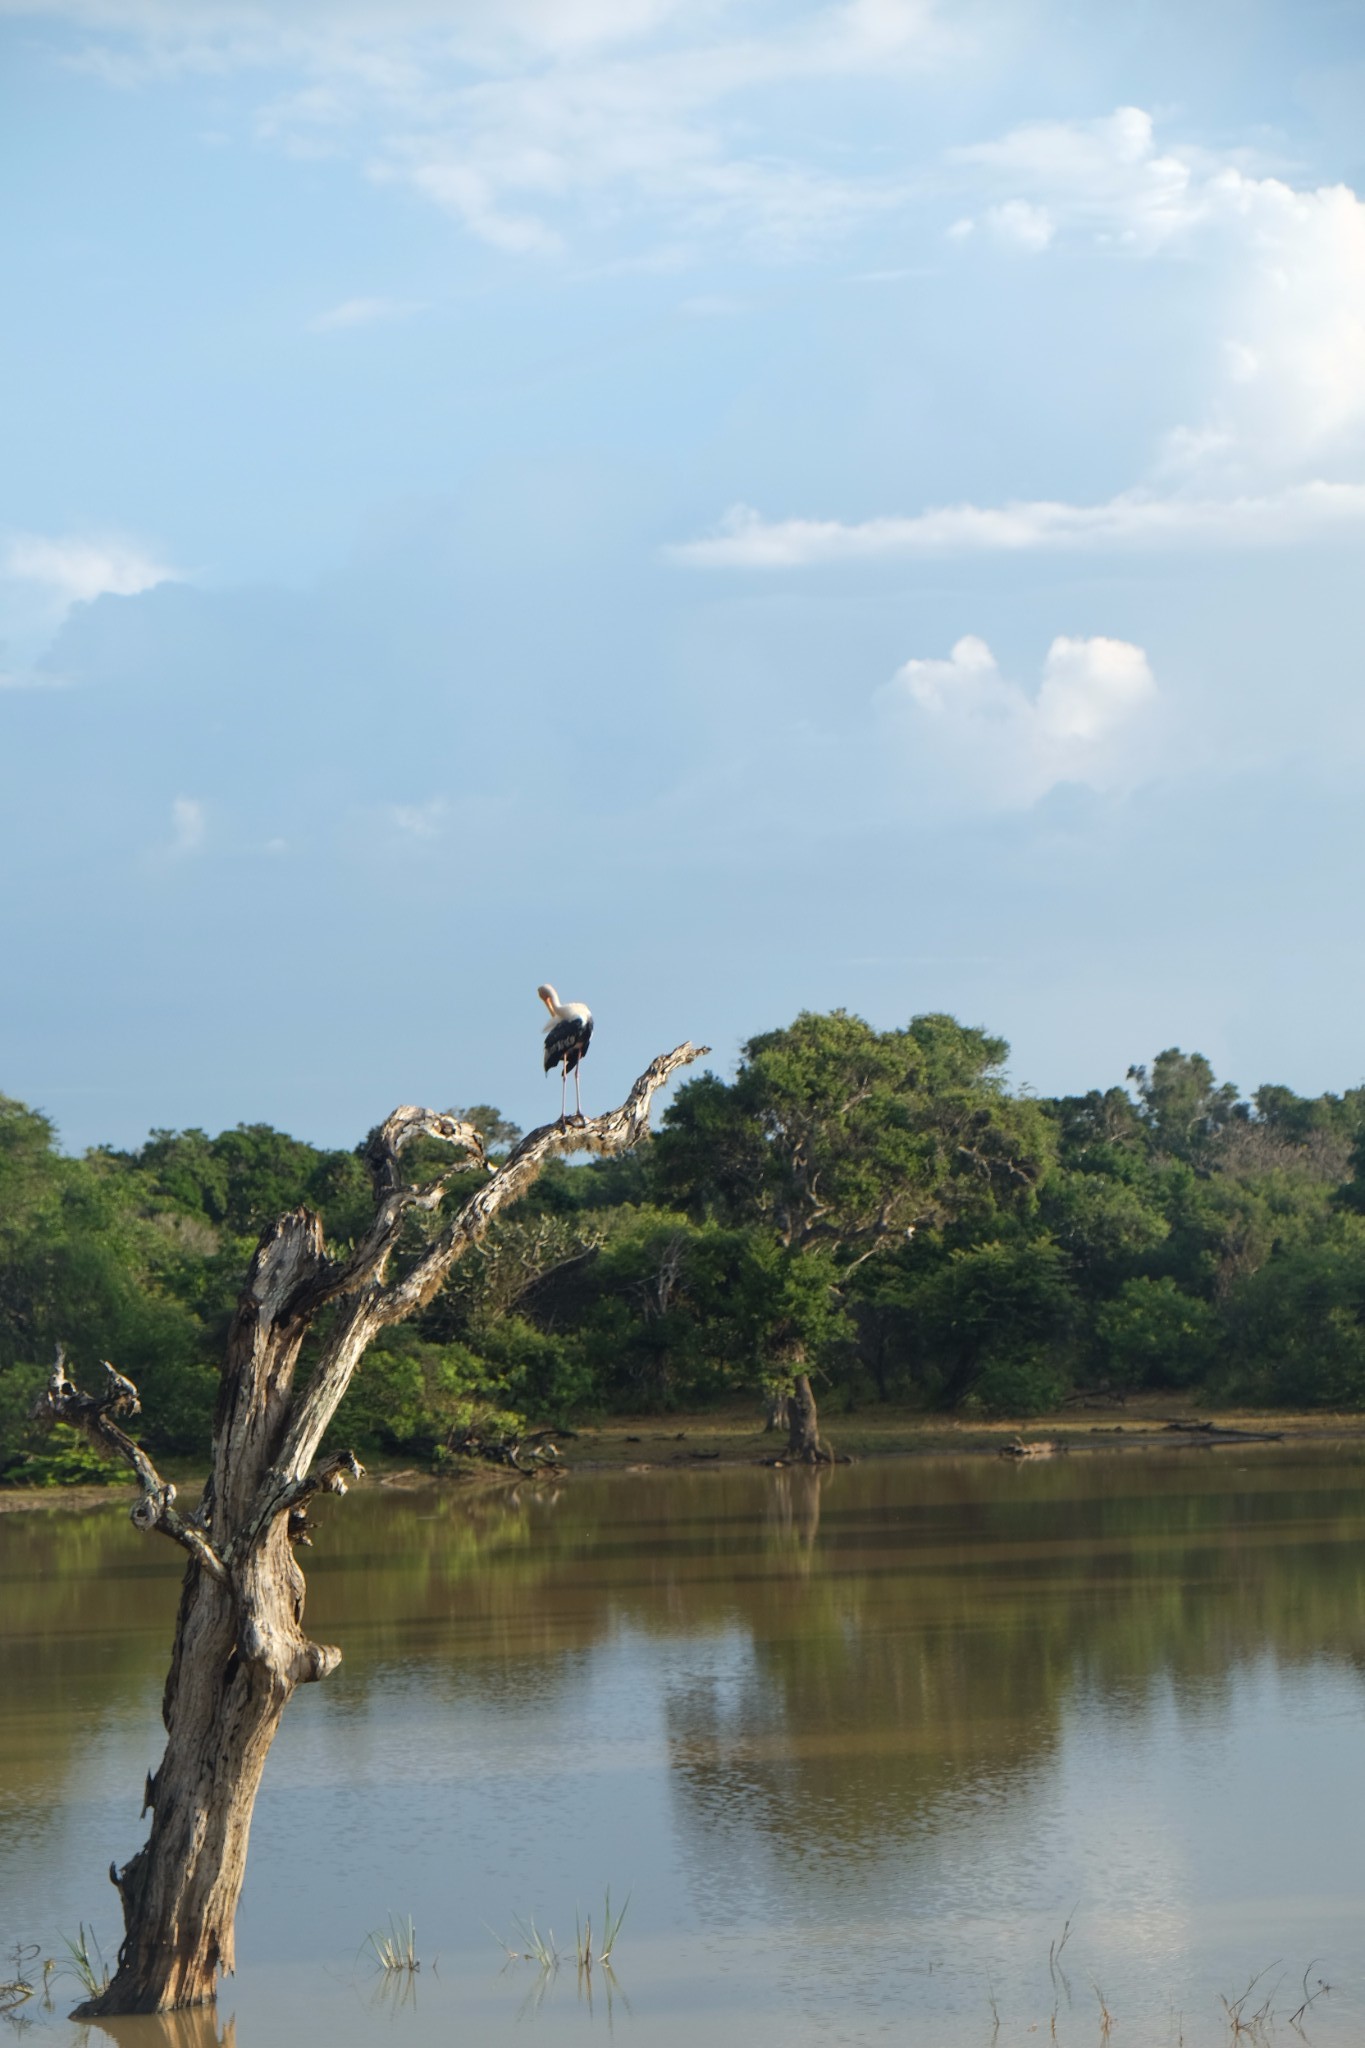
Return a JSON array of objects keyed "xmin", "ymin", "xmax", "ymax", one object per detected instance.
[
  {"xmin": 104, "ymin": 1556, "xmax": 294, "ymax": 2010},
  {"xmin": 763, "ymin": 1386, "xmax": 790, "ymax": 1433},
  {"xmin": 35, "ymin": 1042, "xmax": 707, "ymax": 2017},
  {"xmin": 786, "ymin": 1372, "xmax": 830, "ymax": 1464}
]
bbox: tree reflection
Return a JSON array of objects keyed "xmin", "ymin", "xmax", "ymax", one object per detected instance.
[
  {"xmin": 84, "ymin": 2006, "xmax": 236, "ymax": 2048},
  {"xmin": 9, "ymin": 1449, "xmax": 1365, "ymax": 1960}
]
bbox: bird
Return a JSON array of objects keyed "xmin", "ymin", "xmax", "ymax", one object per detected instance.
[{"xmin": 538, "ymin": 982, "xmax": 593, "ymax": 1125}]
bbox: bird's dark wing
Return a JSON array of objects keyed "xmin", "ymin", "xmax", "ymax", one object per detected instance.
[{"xmin": 544, "ymin": 1015, "xmax": 593, "ymax": 1072}]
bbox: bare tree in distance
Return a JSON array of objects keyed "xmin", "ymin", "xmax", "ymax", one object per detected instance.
[{"xmin": 34, "ymin": 1040, "xmax": 707, "ymax": 2017}]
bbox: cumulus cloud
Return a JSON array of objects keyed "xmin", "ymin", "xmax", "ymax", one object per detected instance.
[
  {"xmin": 950, "ymin": 107, "xmax": 1365, "ymax": 479},
  {"xmin": 877, "ymin": 633, "xmax": 1157, "ymax": 808},
  {"xmin": 983, "ymin": 198, "xmax": 1053, "ymax": 251},
  {"xmin": 0, "ymin": 530, "xmax": 179, "ymax": 670},
  {"xmin": 2, "ymin": 531, "xmax": 175, "ymax": 606},
  {"xmin": 673, "ymin": 111, "xmax": 1365, "ymax": 567},
  {"xmin": 952, "ymin": 106, "xmax": 1203, "ymax": 253}
]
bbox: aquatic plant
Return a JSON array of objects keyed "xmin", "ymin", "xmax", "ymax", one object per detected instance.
[
  {"xmin": 492, "ymin": 1888, "xmax": 630, "ymax": 1979},
  {"xmin": 1288, "ymin": 1958, "xmax": 1330, "ymax": 2027},
  {"xmin": 1220, "ymin": 1961, "xmax": 1282, "ymax": 2039},
  {"xmin": 59, "ymin": 1925, "xmax": 109, "ymax": 1999},
  {"xmin": 0, "ymin": 1942, "xmax": 41, "ymax": 2013},
  {"xmin": 364, "ymin": 1914, "xmax": 419, "ymax": 1973},
  {"xmin": 576, "ymin": 1887, "xmax": 629, "ymax": 1971},
  {"xmin": 511, "ymin": 1915, "xmax": 560, "ymax": 1970}
]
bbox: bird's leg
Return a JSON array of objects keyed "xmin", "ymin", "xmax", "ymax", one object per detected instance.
[
  {"xmin": 559, "ymin": 1062, "xmax": 568, "ymax": 1128},
  {"xmin": 573, "ymin": 1062, "xmax": 586, "ymax": 1126}
]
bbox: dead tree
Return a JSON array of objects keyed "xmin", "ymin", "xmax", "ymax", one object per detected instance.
[{"xmin": 33, "ymin": 1043, "xmax": 706, "ymax": 2018}]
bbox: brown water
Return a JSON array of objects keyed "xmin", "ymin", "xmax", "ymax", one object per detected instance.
[{"xmin": 4, "ymin": 1449, "xmax": 1365, "ymax": 2047}]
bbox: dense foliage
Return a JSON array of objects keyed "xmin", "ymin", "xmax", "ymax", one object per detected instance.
[{"xmin": 5, "ymin": 1013, "xmax": 1365, "ymax": 1479}]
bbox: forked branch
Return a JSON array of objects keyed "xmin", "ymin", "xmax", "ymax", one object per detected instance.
[
  {"xmin": 288, "ymin": 1109, "xmax": 489, "ymax": 1316},
  {"xmin": 32, "ymin": 1347, "xmax": 227, "ymax": 1582},
  {"xmin": 364, "ymin": 1106, "xmax": 488, "ymax": 1195},
  {"xmin": 274, "ymin": 1041, "xmax": 710, "ymax": 1484},
  {"xmin": 387, "ymin": 1042, "xmax": 712, "ymax": 1319}
]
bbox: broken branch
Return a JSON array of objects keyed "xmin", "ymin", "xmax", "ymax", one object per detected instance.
[
  {"xmin": 32, "ymin": 1347, "xmax": 227, "ymax": 1582},
  {"xmin": 274, "ymin": 1041, "xmax": 709, "ymax": 1485}
]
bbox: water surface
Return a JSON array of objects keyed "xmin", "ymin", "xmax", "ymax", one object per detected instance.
[{"xmin": 4, "ymin": 1448, "xmax": 1365, "ymax": 2046}]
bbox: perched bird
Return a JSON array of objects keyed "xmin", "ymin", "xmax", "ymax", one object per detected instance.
[{"xmin": 538, "ymin": 982, "xmax": 593, "ymax": 1125}]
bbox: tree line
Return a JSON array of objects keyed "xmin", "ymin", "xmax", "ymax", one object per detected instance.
[{"xmin": 5, "ymin": 1007, "xmax": 1365, "ymax": 1481}]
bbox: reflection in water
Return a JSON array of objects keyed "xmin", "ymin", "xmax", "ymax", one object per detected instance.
[
  {"xmin": 765, "ymin": 1467, "xmax": 825, "ymax": 1567},
  {"xmin": 362, "ymin": 1966, "xmax": 422, "ymax": 2020},
  {"xmin": 85, "ymin": 2006, "xmax": 236, "ymax": 2048},
  {"xmin": 4, "ymin": 1448, "xmax": 1365, "ymax": 2046}
]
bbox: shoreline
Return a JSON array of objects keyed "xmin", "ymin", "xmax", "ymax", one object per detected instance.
[{"xmin": 6, "ymin": 1397, "xmax": 1365, "ymax": 1509}]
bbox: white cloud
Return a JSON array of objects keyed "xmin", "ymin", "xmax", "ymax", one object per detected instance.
[
  {"xmin": 983, "ymin": 198, "xmax": 1053, "ymax": 251},
  {"xmin": 0, "ymin": 0, "xmax": 705, "ymax": 58},
  {"xmin": 2, "ymin": 531, "xmax": 175, "ymax": 605},
  {"xmin": 1, "ymin": 0, "xmax": 950, "ymax": 256},
  {"xmin": 672, "ymin": 481, "xmax": 1365, "ymax": 566},
  {"xmin": 170, "ymin": 796, "xmax": 206, "ymax": 854},
  {"xmin": 952, "ymin": 106, "xmax": 1203, "ymax": 253},
  {"xmin": 1194, "ymin": 174, "xmax": 1365, "ymax": 472},
  {"xmin": 674, "ymin": 112, "xmax": 1365, "ymax": 569},
  {"xmin": 309, "ymin": 294, "xmax": 422, "ymax": 329},
  {"xmin": 0, "ymin": 530, "xmax": 179, "ymax": 668},
  {"xmin": 388, "ymin": 797, "xmax": 447, "ymax": 839},
  {"xmin": 878, "ymin": 633, "xmax": 1157, "ymax": 808},
  {"xmin": 951, "ymin": 107, "xmax": 1365, "ymax": 479},
  {"xmin": 385, "ymin": 157, "xmax": 565, "ymax": 256}
]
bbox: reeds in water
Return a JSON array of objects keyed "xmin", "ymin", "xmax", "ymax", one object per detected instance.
[
  {"xmin": 61, "ymin": 1925, "xmax": 109, "ymax": 1999},
  {"xmin": 365, "ymin": 1914, "xmax": 420, "ymax": 1973}
]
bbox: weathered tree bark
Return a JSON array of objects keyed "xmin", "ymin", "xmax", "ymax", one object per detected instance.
[
  {"xmin": 34, "ymin": 1044, "xmax": 707, "ymax": 2017},
  {"xmin": 786, "ymin": 1371, "xmax": 830, "ymax": 1464}
]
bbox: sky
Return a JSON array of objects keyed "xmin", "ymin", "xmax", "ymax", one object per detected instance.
[{"xmin": 3, "ymin": 0, "xmax": 1365, "ymax": 1152}]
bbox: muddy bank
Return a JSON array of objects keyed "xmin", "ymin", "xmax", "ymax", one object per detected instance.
[{"xmin": 9, "ymin": 1395, "xmax": 1365, "ymax": 1509}]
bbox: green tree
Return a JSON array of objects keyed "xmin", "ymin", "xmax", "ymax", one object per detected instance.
[
  {"xmin": 1094, "ymin": 1276, "xmax": 1216, "ymax": 1390},
  {"xmin": 655, "ymin": 1010, "xmax": 1050, "ymax": 1260},
  {"xmin": 1127, "ymin": 1048, "xmax": 1243, "ymax": 1160},
  {"xmin": 1223, "ymin": 1218, "xmax": 1365, "ymax": 1407},
  {"xmin": 901, "ymin": 1237, "xmax": 1079, "ymax": 1415},
  {"xmin": 651, "ymin": 1010, "xmax": 1053, "ymax": 1432}
]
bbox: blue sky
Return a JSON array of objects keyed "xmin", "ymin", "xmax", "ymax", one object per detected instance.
[{"xmin": 3, "ymin": 0, "xmax": 1364, "ymax": 1150}]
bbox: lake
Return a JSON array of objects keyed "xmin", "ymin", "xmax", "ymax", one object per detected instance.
[{"xmin": 4, "ymin": 1447, "xmax": 1365, "ymax": 2046}]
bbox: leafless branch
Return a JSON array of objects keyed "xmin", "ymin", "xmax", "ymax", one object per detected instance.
[
  {"xmin": 32, "ymin": 1346, "xmax": 227, "ymax": 1582},
  {"xmin": 381, "ymin": 1042, "xmax": 710, "ymax": 1322},
  {"xmin": 286, "ymin": 1109, "xmax": 490, "ymax": 1316},
  {"xmin": 272, "ymin": 1041, "xmax": 710, "ymax": 1500}
]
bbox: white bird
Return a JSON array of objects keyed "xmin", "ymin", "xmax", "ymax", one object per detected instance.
[{"xmin": 538, "ymin": 983, "xmax": 593, "ymax": 1125}]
